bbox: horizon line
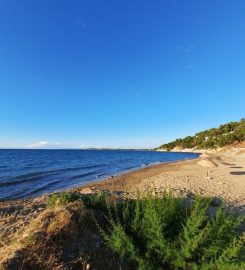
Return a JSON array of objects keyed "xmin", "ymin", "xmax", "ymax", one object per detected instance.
[{"xmin": 0, "ymin": 147, "xmax": 152, "ymax": 151}]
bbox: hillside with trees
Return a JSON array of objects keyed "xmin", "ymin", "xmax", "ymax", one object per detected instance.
[{"xmin": 157, "ymin": 119, "xmax": 245, "ymax": 151}]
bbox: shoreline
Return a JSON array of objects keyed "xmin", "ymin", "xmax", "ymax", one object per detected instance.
[
  {"xmin": 75, "ymin": 156, "xmax": 201, "ymax": 193},
  {"xmin": 76, "ymin": 149, "xmax": 245, "ymax": 212},
  {"xmin": 0, "ymin": 152, "xmax": 200, "ymax": 202},
  {"xmin": 0, "ymin": 156, "xmax": 199, "ymax": 203},
  {"xmin": 1, "ymin": 149, "xmax": 244, "ymax": 204},
  {"xmin": 0, "ymin": 149, "xmax": 244, "ymax": 206}
]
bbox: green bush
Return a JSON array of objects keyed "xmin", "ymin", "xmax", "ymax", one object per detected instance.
[
  {"xmin": 82, "ymin": 190, "xmax": 112, "ymax": 210},
  {"xmin": 92, "ymin": 193, "xmax": 245, "ymax": 270},
  {"xmin": 47, "ymin": 192, "xmax": 81, "ymax": 207},
  {"xmin": 157, "ymin": 118, "xmax": 245, "ymax": 150}
]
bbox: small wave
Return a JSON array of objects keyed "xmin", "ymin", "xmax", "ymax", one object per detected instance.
[
  {"xmin": 23, "ymin": 179, "xmax": 62, "ymax": 197},
  {"xmin": 0, "ymin": 182, "xmax": 58, "ymax": 200},
  {"xmin": 153, "ymin": 161, "xmax": 161, "ymax": 164},
  {"xmin": 0, "ymin": 164, "xmax": 105, "ymax": 188},
  {"xmin": 0, "ymin": 173, "xmax": 51, "ymax": 188},
  {"xmin": 54, "ymin": 164, "xmax": 104, "ymax": 173},
  {"xmin": 70, "ymin": 172, "xmax": 96, "ymax": 180},
  {"xmin": 29, "ymin": 164, "xmax": 104, "ymax": 175}
]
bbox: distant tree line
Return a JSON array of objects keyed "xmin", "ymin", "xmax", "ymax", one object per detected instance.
[{"xmin": 158, "ymin": 119, "xmax": 245, "ymax": 150}]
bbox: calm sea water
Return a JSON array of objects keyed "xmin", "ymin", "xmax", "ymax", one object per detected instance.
[{"xmin": 0, "ymin": 150, "xmax": 199, "ymax": 200}]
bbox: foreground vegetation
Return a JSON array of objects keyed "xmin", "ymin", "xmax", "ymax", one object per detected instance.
[
  {"xmin": 48, "ymin": 192, "xmax": 245, "ymax": 269},
  {"xmin": 85, "ymin": 192, "xmax": 245, "ymax": 270},
  {"xmin": 157, "ymin": 119, "xmax": 245, "ymax": 150},
  {"xmin": 2, "ymin": 192, "xmax": 245, "ymax": 270}
]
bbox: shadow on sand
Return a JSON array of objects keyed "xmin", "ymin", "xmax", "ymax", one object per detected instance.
[{"xmin": 230, "ymin": 171, "xmax": 245, "ymax": 176}]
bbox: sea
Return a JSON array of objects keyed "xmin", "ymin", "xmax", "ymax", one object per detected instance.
[{"xmin": 0, "ymin": 149, "xmax": 199, "ymax": 200}]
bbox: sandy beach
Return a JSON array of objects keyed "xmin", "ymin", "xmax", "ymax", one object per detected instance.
[
  {"xmin": 81, "ymin": 149, "xmax": 245, "ymax": 212},
  {"xmin": 0, "ymin": 149, "xmax": 245, "ymax": 265}
]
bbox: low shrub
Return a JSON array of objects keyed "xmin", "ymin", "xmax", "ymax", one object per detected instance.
[
  {"xmin": 91, "ymin": 193, "xmax": 245, "ymax": 270},
  {"xmin": 82, "ymin": 191, "xmax": 112, "ymax": 210},
  {"xmin": 47, "ymin": 192, "xmax": 81, "ymax": 207}
]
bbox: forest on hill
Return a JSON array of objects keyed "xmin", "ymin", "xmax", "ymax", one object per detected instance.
[{"xmin": 158, "ymin": 119, "xmax": 245, "ymax": 151}]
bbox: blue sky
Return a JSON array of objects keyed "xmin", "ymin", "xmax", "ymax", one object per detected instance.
[{"xmin": 0, "ymin": 0, "xmax": 244, "ymax": 149}]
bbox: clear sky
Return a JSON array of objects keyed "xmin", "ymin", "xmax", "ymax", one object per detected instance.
[{"xmin": 0, "ymin": 0, "xmax": 244, "ymax": 149}]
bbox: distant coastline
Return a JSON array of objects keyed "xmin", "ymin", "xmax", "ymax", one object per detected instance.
[{"xmin": 156, "ymin": 119, "xmax": 245, "ymax": 152}]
